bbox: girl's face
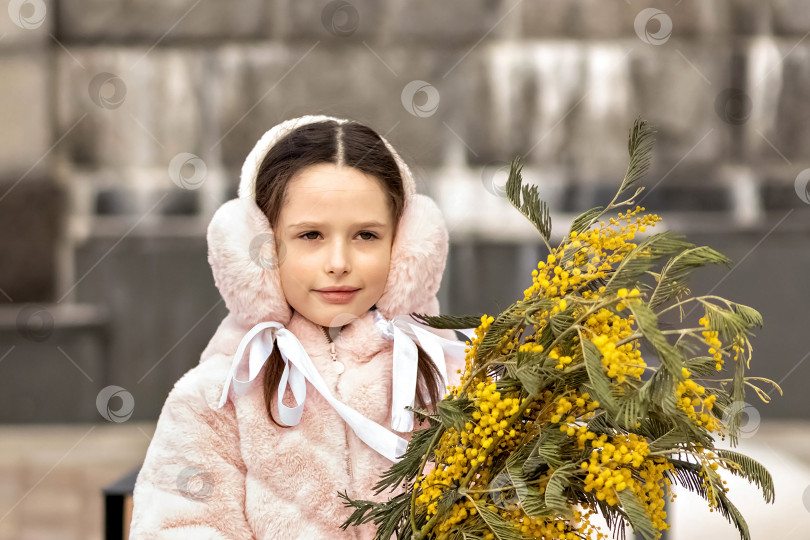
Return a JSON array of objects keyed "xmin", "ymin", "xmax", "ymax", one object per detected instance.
[{"xmin": 274, "ymin": 163, "xmax": 394, "ymax": 329}]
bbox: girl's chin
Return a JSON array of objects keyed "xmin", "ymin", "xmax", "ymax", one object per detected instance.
[{"xmin": 299, "ymin": 304, "xmax": 363, "ymax": 328}]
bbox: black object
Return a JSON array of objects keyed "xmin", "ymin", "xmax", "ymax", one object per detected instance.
[{"xmin": 103, "ymin": 464, "xmax": 141, "ymax": 540}]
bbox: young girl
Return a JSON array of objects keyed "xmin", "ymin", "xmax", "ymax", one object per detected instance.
[{"xmin": 129, "ymin": 114, "xmax": 469, "ymax": 539}]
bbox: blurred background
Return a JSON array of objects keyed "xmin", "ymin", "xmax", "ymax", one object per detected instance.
[{"xmin": 1, "ymin": 1, "xmax": 809, "ymax": 538}]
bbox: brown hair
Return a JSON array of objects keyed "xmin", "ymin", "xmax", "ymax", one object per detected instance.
[{"xmin": 254, "ymin": 119, "xmax": 444, "ymax": 427}]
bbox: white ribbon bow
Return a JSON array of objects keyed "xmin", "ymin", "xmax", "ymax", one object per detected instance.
[
  {"xmin": 218, "ymin": 315, "xmax": 476, "ymax": 462},
  {"xmin": 372, "ymin": 311, "xmax": 474, "ymax": 433}
]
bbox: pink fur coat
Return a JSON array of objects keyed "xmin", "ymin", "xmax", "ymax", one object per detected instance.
[{"xmin": 128, "ymin": 116, "xmax": 464, "ymax": 539}]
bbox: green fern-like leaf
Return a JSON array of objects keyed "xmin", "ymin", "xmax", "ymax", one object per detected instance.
[
  {"xmin": 639, "ymin": 368, "xmax": 678, "ymax": 417},
  {"xmin": 523, "ymin": 429, "xmax": 568, "ymax": 475},
  {"xmin": 514, "ymin": 361, "xmax": 562, "ymax": 396},
  {"xmin": 616, "ymin": 488, "xmax": 658, "ymax": 540},
  {"xmin": 732, "ymin": 303, "xmax": 763, "ymax": 329},
  {"xmin": 505, "ymin": 155, "xmax": 552, "ymax": 242},
  {"xmin": 437, "ymin": 397, "xmax": 476, "ymax": 431},
  {"xmin": 713, "ymin": 488, "xmax": 751, "ymax": 540},
  {"xmin": 603, "ymin": 231, "xmax": 694, "ymax": 297},
  {"xmin": 436, "ymin": 488, "xmax": 462, "ymax": 517},
  {"xmin": 627, "ymin": 302, "xmax": 685, "ymax": 381},
  {"xmin": 373, "ymin": 424, "xmax": 441, "ymax": 494},
  {"xmin": 505, "ymin": 458, "xmax": 553, "ymax": 518},
  {"xmin": 619, "ymin": 117, "xmax": 657, "ymax": 197},
  {"xmin": 569, "ymin": 206, "xmax": 605, "ymax": 236},
  {"xmin": 586, "ymin": 411, "xmax": 622, "ymax": 436},
  {"xmin": 549, "ymin": 305, "xmax": 576, "ymax": 338},
  {"xmin": 338, "ymin": 491, "xmax": 378, "ymax": 529},
  {"xmin": 716, "ymin": 449, "xmax": 775, "ymax": 503},
  {"xmin": 667, "ymin": 459, "xmax": 707, "ymax": 494},
  {"xmin": 405, "ymin": 405, "xmax": 441, "ymax": 426},
  {"xmin": 648, "ymin": 246, "xmax": 731, "ymax": 310},
  {"xmin": 566, "ymin": 118, "xmax": 656, "ymax": 238},
  {"xmin": 682, "ymin": 356, "xmax": 722, "ymax": 378},
  {"xmin": 476, "ymin": 302, "xmax": 526, "ymax": 363},
  {"xmin": 544, "ymin": 464, "xmax": 577, "ymax": 518},
  {"xmin": 338, "ymin": 490, "xmax": 413, "ymax": 540},
  {"xmin": 667, "ymin": 459, "xmax": 751, "ymax": 540},
  {"xmin": 470, "ymin": 499, "xmax": 527, "ymax": 540},
  {"xmin": 615, "ymin": 389, "xmax": 645, "ymax": 430},
  {"xmin": 580, "ymin": 335, "xmax": 619, "ymax": 415},
  {"xmin": 700, "ymin": 301, "xmax": 759, "ymax": 343},
  {"xmin": 705, "ymin": 461, "xmax": 752, "ymax": 540},
  {"xmin": 411, "ymin": 313, "xmax": 486, "ymax": 330}
]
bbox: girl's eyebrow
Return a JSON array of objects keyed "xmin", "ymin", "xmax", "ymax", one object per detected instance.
[{"xmin": 287, "ymin": 220, "xmax": 388, "ymax": 229}]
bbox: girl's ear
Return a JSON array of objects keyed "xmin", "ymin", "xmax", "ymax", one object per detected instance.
[
  {"xmin": 376, "ymin": 194, "xmax": 449, "ymax": 320},
  {"xmin": 207, "ymin": 198, "xmax": 293, "ymax": 328}
]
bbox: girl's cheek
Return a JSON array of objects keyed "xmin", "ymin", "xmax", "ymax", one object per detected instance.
[{"xmin": 356, "ymin": 252, "xmax": 390, "ymax": 276}]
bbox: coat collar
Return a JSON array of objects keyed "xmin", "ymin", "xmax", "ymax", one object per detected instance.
[{"xmin": 284, "ymin": 307, "xmax": 389, "ymax": 365}]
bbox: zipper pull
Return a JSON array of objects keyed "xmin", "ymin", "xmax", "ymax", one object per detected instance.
[
  {"xmin": 331, "ymin": 342, "xmax": 345, "ymax": 374},
  {"xmin": 322, "ymin": 326, "xmax": 345, "ymax": 374}
]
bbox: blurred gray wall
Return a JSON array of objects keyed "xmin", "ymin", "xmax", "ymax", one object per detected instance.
[{"xmin": 0, "ymin": 0, "xmax": 809, "ymax": 423}]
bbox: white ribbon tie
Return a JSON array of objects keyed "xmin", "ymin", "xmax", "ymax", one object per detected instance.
[{"xmin": 218, "ymin": 314, "xmax": 475, "ymax": 462}]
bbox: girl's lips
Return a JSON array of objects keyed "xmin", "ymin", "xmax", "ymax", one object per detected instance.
[{"xmin": 316, "ymin": 290, "xmax": 359, "ymax": 304}]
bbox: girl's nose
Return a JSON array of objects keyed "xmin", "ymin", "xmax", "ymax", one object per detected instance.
[{"xmin": 325, "ymin": 241, "xmax": 351, "ymax": 274}]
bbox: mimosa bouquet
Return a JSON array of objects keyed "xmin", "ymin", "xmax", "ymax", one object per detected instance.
[{"xmin": 340, "ymin": 118, "xmax": 781, "ymax": 540}]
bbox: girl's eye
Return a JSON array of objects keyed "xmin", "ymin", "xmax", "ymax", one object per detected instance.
[{"xmin": 299, "ymin": 231, "xmax": 378, "ymax": 240}]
